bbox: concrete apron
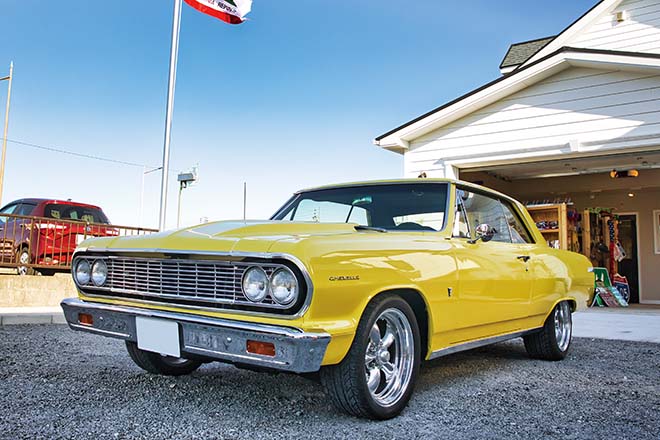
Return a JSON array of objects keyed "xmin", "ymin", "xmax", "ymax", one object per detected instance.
[{"xmin": 573, "ymin": 305, "xmax": 660, "ymax": 344}]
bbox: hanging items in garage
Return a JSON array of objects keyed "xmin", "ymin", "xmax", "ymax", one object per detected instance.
[{"xmin": 584, "ymin": 208, "xmax": 615, "ymax": 272}]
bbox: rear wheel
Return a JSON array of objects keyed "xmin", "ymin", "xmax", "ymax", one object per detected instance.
[
  {"xmin": 15, "ymin": 248, "xmax": 35, "ymax": 276},
  {"xmin": 524, "ymin": 301, "xmax": 572, "ymax": 361},
  {"xmin": 320, "ymin": 295, "xmax": 420, "ymax": 419},
  {"xmin": 125, "ymin": 341, "xmax": 202, "ymax": 376}
]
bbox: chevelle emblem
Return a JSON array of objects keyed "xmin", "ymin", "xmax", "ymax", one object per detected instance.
[{"xmin": 329, "ymin": 275, "xmax": 360, "ymax": 281}]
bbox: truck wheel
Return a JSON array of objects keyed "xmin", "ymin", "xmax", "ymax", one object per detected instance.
[
  {"xmin": 16, "ymin": 248, "xmax": 35, "ymax": 276},
  {"xmin": 320, "ymin": 295, "xmax": 420, "ymax": 419},
  {"xmin": 125, "ymin": 341, "xmax": 202, "ymax": 376},
  {"xmin": 524, "ymin": 301, "xmax": 572, "ymax": 361}
]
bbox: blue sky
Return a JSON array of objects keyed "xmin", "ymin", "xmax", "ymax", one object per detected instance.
[{"xmin": 0, "ymin": 0, "xmax": 595, "ymax": 229}]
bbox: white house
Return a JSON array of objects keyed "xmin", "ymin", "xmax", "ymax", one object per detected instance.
[{"xmin": 375, "ymin": 0, "xmax": 660, "ymax": 305}]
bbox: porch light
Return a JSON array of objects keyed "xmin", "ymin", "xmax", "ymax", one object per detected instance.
[{"xmin": 610, "ymin": 169, "xmax": 639, "ymax": 178}]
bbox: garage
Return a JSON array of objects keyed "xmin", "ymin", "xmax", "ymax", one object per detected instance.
[{"xmin": 375, "ymin": 0, "xmax": 660, "ymax": 304}]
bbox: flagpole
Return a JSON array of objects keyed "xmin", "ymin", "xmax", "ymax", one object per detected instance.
[{"xmin": 158, "ymin": 0, "xmax": 183, "ymax": 231}]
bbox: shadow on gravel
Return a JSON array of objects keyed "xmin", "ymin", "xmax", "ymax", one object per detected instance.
[{"xmin": 416, "ymin": 339, "xmax": 530, "ymax": 392}]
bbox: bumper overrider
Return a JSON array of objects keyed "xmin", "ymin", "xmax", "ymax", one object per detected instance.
[{"xmin": 61, "ymin": 298, "xmax": 330, "ymax": 373}]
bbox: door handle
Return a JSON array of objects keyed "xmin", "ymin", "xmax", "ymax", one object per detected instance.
[{"xmin": 517, "ymin": 255, "xmax": 531, "ymax": 262}]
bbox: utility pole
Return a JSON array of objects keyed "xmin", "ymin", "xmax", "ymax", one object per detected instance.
[{"xmin": 0, "ymin": 62, "xmax": 14, "ymax": 206}]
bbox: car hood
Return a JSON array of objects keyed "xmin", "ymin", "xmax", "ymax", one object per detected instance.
[{"xmin": 79, "ymin": 220, "xmax": 361, "ymax": 254}]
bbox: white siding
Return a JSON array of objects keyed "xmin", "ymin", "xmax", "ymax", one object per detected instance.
[
  {"xmin": 404, "ymin": 67, "xmax": 660, "ymax": 177},
  {"xmin": 569, "ymin": 0, "xmax": 660, "ymax": 54}
]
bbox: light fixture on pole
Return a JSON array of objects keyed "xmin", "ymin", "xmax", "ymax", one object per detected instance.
[
  {"xmin": 0, "ymin": 61, "xmax": 14, "ymax": 206},
  {"xmin": 177, "ymin": 166, "xmax": 198, "ymax": 227}
]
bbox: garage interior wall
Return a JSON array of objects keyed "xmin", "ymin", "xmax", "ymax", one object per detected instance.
[{"xmin": 463, "ymin": 168, "xmax": 660, "ymax": 304}]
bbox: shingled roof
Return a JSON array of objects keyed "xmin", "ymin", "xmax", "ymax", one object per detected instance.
[{"xmin": 500, "ymin": 36, "xmax": 555, "ymax": 69}]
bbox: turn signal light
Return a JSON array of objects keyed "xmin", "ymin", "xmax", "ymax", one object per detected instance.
[
  {"xmin": 246, "ymin": 340, "xmax": 276, "ymax": 357},
  {"xmin": 78, "ymin": 313, "xmax": 94, "ymax": 326}
]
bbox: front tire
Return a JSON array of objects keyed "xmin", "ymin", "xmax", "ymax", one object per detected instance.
[
  {"xmin": 524, "ymin": 301, "xmax": 573, "ymax": 361},
  {"xmin": 125, "ymin": 341, "xmax": 202, "ymax": 376},
  {"xmin": 320, "ymin": 295, "xmax": 421, "ymax": 419}
]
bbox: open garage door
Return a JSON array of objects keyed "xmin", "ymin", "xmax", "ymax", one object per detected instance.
[{"xmin": 460, "ymin": 150, "xmax": 660, "ymax": 305}]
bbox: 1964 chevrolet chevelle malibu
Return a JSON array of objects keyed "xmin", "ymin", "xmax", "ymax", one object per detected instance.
[{"xmin": 62, "ymin": 179, "xmax": 593, "ymax": 419}]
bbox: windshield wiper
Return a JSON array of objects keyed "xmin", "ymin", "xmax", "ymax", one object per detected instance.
[{"xmin": 354, "ymin": 225, "xmax": 388, "ymax": 233}]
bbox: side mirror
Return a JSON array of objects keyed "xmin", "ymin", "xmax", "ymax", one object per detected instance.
[{"xmin": 468, "ymin": 223, "xmax": 496, "ymax": 244}]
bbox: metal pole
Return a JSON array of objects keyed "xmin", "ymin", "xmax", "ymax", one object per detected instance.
[
  {"xmin": 243, "ymin": 182, "xmax": 247, "ymax": 221},
  {"xmin": 158, "ymin": 0, "xmax": 183, "ymax": 231},
  {"xmin": 177, "ymin": 182, "xmax": 183, "ymax": 228},
  {"xmin": 0, "ymin": 62, "xmax": 14, "ymax": 206},
  {"xmin": 139, "ymin": 165, "xmax": 146, "ymax": 227},
  {"xmin": 140, "ymin": 166, "xmax": 162, "ymax": 228}
]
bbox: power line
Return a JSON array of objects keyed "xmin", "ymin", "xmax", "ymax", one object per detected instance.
[
  {"xmin": 4, "ymin": 137, "xmax": 149, "ymax": 167},
  {"xmin": 2, "ymin": 137, "xmax": 179, "ymax": 173}
]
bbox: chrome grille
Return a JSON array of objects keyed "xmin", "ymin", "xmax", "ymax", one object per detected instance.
[{"xmin": 87, "ymin": 256, "xmax": 286, "ymax": 309}]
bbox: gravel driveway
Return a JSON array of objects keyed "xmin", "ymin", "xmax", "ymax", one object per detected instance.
[{"xmin": 1, "ymin": 325, "xmax": 658, "ymax": 439}]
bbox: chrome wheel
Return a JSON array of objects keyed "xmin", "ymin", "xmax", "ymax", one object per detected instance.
[
  {"xmin": 364, "ymin": 308, "xmax": 415, "ymax": 408},
  {"xmin": 554, "ymin": 302, "xmax": 572, "ymax": 352}
]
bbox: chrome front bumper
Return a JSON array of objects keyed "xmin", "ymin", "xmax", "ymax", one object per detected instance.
[{"xmin": 61, "ymin": 298, "xmax": 330, "ymax": 373}]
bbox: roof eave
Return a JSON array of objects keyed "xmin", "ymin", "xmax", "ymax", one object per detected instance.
[{"xmin": 375, "ymin": 48, "xmax": 660, "ymax": 149}]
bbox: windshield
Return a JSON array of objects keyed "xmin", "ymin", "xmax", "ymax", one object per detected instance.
[
  {"xmin": 271, "ymin": 183, "xmax": 448, "ymax": 232},
  {"xmin": 44, "ymin": 204, "xmax": 109, "ymax": 224}
]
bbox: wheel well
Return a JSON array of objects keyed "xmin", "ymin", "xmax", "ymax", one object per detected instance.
[{"xmin": 376, "ymin": 289, "xmax": 430, "ymax": 360}]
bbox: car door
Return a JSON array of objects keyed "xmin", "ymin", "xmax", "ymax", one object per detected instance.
[{"xmin": 450, "ymin": 187, "xmax": 533, "ymax": 338}]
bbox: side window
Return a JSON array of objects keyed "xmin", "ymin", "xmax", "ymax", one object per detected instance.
[
  {"xmin": 0, "ymin": 204, "xmax": 18, "ymax": 224},
  {"xmin": 501, "ymin": 202, "xmax": 534, "ymax": 244},
  {"xmin": 15, "ymin": 204, "xmax": 36, "ymax": 216},
  {"xmin": 453, "ymin": 189, "xmax": 470, "ymax": 238},
  {"xmin": 458, "ymin": 189, "xmax": 512, "ymax": 243}
]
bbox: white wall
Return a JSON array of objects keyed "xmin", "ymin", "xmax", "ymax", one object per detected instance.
[
  {"xmin": 404, "ymin": 66, "xmax": 660, "ymax": 177},
  {"xmin": 570, "ymin": 0, "xmax": 660, "ymax": 53}
]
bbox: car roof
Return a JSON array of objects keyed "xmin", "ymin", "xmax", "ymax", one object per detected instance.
[
  {"xmin": 4, "ymin": 198, "xmax": 103, "ymax": 210},
  {"xmin": 295, "ymin": 178, "xmax": 521, "ymax": 206}
]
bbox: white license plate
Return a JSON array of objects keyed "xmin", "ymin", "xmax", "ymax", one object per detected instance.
[{"xmin": 135, "ymin": 317, "xmax": 181, "ymax": 358}]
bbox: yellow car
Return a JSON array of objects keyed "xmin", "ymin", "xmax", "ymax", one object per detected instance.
[{"xmin": 61, "ymin": 179, "xmax": 593, "ymax": 419}]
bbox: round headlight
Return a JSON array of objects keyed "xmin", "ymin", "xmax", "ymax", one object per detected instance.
[
  {"xmin": 270, "ymin": 269, "xmax": 298, "ymax": 305},
  {"xmin": 91, "ymin": 260, "xmax": 108, "ymax": 287},
  {"xmin": 75, "ymin": 259, "xmax": 91, "ymax": 285},
  {"xmin": 242, "ymin": 267, "xmax": 269, "ymax": 302}
]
